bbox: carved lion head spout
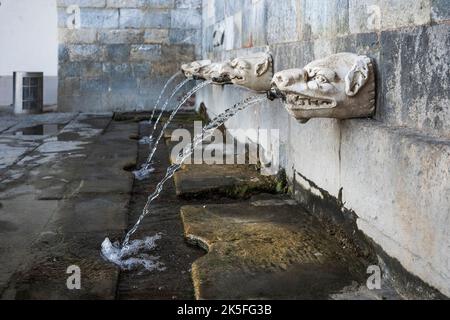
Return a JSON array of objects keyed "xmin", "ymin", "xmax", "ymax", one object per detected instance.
[
  {"xmin": 181, "ymin": 60, "xmax": 212, "ymax": 79},
  {"xmin": 207, "ymin": 62, "xmax": 233, "ymax": 84},
  {"xmin": 181, "ymin": 60, "xmax": 232, "ymax": 84},
  {"xmin": 214, "ymin": 52, "xmax": 274, "ymax": 92},
  {"xmin": 271, "ymin": 53, "xmax": 376, "ymax": 123}
]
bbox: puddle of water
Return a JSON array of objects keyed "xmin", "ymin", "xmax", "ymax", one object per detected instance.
[{"xmin": 14, "ymin": 124, "xmax": 65, "ymax": 136}]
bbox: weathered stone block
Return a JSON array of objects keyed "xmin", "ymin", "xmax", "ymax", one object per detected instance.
[
  {"xmin": 58, "ymin": 77, "xmax": 81, "ymax": 97},
  {"xmin": 348, "ymin": 0, "xmax": 380, "ymax": 34},
  {"xmin": 224, "ymin": 0, "xmax": 247, "ymax": 16},
  {"xmin": 171, "ymin": 8, "xmax": 202, "ymax": 29},
  {"xmin": 59, "ymin": 28, "xmax": 98, "ymax": 44},
  {"xmin": 58, "ymin": 45, "xmax": 70, "ymax": 63},
  {"xmin": 379, "ymin": 24, "xmax": 450, "ymax": 137},
  {"xmin": 161, "ymin": 44, "xmax": 195, "ymax": 62},
  {"xmin": 101, "ymin": 92, "xmax": 140, "ymax": 111},
  {"xmin": 108, "ymin": 76, "xmax": 138, "ymax": 91},
  {"xmin": 298, "ymin": 0, "xmax": 349, "ymax": 41},
  {"xmin": 432, "ymin": 0, "xmax": 450, "ymax": 22},
  {"xmin": 267, "ymin": 0, "xmax": 299, "ymax": 44},
  {"xmin": 106, "ymin": 44, "xmax": 131, "ymax": 62},
  {"xmin": 349, "ymin": 0, "xmax": 431, "ymax": 34},
  {"xmin": 169, "ymin": 28, "xmax": 201, "ymax": 45},
  {"xmin": 58, "ymin": 8, "xmax": 114, "ymax": 29},
  {"xmin": 130, "ymin": 44, "xmax": 162, "ymax": 61},
  {"xmin": 120, "ymin": 9, "xmax": 171, "ymax": 28},
  {"xmin": 340, "ymin": 120, "xmax": 450, "ymax": 297},
  {"xmin": 202, "ymin": 24, "xmax": 214, "ymax": 53},
  {"xmin": 223, "ymin": 15, "xmax": 235, "ymax": 51},
  {"xmin": 144, "ymin": 0, "xmax": 175, "ymax": 8},
  {"xmin": 102, "ymin": 62, "xmax": 133, "ymax": 78},
  {"xmin": 98, "ymin": 29, "xmax": 144, "ymax": 44},
  {"xmin": 81, "ymin": 62, "xmax": 104, "ymax": 77},
  {"xmin": 106, "ymin": 0, "xmax": 143, "ymax": 7},
  {"xmin": 144, "ymin": 29, "xmax": 170, "ymax": 44},
  {"xmin": 102, "ymin": 63, "xmax": 137, "ymax": 91},
  {"xmin": 175, "ymin": 0, "xmax": 202, "ymax": 9},
  {"xmin": 80, "ymin": 77, "xmax": 107, "ymax": 93},
  {"xmin": 149, "ymin": 44, "xmax": 195, "ymax": 75},
  {"xmin": 81, "ymin": 8, "xmax": 120, "ymax": 28},
  {"xmin": 57, "ymin": 8, "xmax": 69, "ymax": 28},
  {"xmin": 213, "ymin": 0, "xmax": 225, "ymax": 22},
  {"xmin": 68, "ymin": 45, "xmax": 106, "ymax": 61},
  {"xmin": 241, "ymin": 0, "xmax": 267, "ymax": 47},
  {"xmin": 59, "ymin": 62, "xmax": 82, "ymax": 78},
  {"xmin": 380, "ymin": 0, "xmax": 431, "ymax": 29},
  {"xmin": 131, "ymin": 63, "xmax": 152, "ymax": 77},
  {"xmin": 107, "ymin": 0, "xmax": 174, "ymax": 8},
  {"xmin": 57, "ymin": 0, "xmax": 106, "ymax": 7}
]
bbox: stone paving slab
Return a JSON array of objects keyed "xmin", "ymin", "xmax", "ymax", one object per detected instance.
[
  {"xmin": 2, "ymin": 231, "xmax": 122, "ymax": 300},
  {"xmin": 0, "ymin": 192, "xmax": 59, "ymax": 294},
  {"xmin": 48, "ymin": 194, "xmax": 129, "ymax": 234},
  {"xmin": 181, "ymin": 196, "xmax": 376, "ymax": 300}
]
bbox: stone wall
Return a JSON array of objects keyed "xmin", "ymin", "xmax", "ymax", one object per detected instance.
[
  {"xmin": 197, "ymin": 0, "xmax": 450, "ymax": 297},
  {"xmin": 57, "ymin": 0, "xmax": 202, "ymax": 112}
]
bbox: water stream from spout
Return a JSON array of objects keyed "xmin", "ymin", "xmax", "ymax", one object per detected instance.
[
  {"xmin": 133, "ymin": 79, "xmax": 211, "ymax": 180},
  {"xmin": 148, "ymin": 71, "xmax": 182, "ymax": 126},
  {"xmin": 102, "ymin": 95, "xmax": 266, "ymax": 270},
  {"xmin": 148, "ymin": 78, "xmax": 192, "ymax": 142},
  {"xmin": 139, "ymin": 77, "xmax": 191, "ymax": 146}
]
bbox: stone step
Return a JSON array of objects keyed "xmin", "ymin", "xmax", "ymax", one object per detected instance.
[
  {"xmin": 180, "ymin": 195, "xmax": 400, "ymax": 300},
  {"xmin": 173, "ymin": 164, "xmax": 284, "ymax": 199},
  {"xmin": 156, "ymin": 111, "xmax": 276, "ymax": 199}
]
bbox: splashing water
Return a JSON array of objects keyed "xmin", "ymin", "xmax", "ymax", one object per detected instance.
[
  {"xmin": 134, "ymin": 80, "xmax": 212, "ymax": 178},
  {"xmin": 133, "ymin": 165, "xmax": 155, "ymax": 181},
  {"xmin": 101, "ymin": 234, "xmax": 165, "ymax": 271},
  {"xmin": 138, "ymin": 136, "xmax": 153, "ymax": 145},
  {"xmin": 102, "ymin": 95, "xmax": 266, "ymax": 269},
  {"xmin": 148, "ymin": 71, "xmax": 182, "ymax": 126}
]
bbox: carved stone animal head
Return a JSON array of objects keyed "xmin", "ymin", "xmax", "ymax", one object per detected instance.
[
  {"xmin": 206, "ymin": 62, "xmax": 233, "ymax": 84},
  {"xmin": 181, "ymin": 60, "xmax": 212, "ymax": 79},
  {"xmin": 271, "ymin": 53, "xmax": 376, "ymax": 123},
  {"xmin": 215, "ymin": 52, "xmax": 274, "ymax": 92}
]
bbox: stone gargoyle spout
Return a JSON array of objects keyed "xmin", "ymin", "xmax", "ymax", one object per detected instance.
[
  {"xmin": 213, "ymin": 52, "xmax": 274, "ymax": 93},
  {"xmin": 181, "ymin": 60, "xmax": 212, "ymax": 80},
  {"xmin": 181, "ymin": 60, "xmax": 232, "ymax": 84},
  {"xmin": 270, "ymin": 53, "xmax": 376, "ymax": 123}
]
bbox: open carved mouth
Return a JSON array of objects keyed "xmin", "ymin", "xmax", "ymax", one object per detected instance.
[
  {"xmin": 285, "ymin": 94, "xmax": 336, "ymax": 109},
  {"xmin": 211, "ymin": 75, "xmax": 232, "ymax": 83},
  {"xmin": 231, "ymin": 75, "xmax": 244, "ymax": 81},
  {"xmin": 192, "ymin": 74, "xmax": 206, "ymax": 80}
]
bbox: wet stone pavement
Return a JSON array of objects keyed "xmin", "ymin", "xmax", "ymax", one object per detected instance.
[
  {"xmin": 0, "ymin": 110, "xmax": 136, "ymax": 299},
  {"xmin": 0, "ymin": 109, "xmax": 402, "ymax": 300}
]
